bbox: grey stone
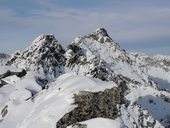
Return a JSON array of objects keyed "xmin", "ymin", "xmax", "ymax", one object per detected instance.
[{"xmin": 56, "ymin": 87, "xmax": 128, "ymax": 128}]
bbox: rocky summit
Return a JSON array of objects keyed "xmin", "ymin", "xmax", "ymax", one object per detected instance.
[
  {"xmin": 0, "ymin": 28, "xmax": 170, "ymax": 128},
  {"xmin": 6, "ymin": 34, "xmax": 65, "ymax": 79}
]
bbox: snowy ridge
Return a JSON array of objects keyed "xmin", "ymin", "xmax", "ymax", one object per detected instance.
[
  {"xmin": 0, "ymin": 28, "xmax": 170, "ymax": 128},
  {"xmin": 65, "ymin": 28, "xmax": 147, "ymax": 84},
  {"xmin": 0, "ymin": 73, "xmax": 163, "ymax": 128}
]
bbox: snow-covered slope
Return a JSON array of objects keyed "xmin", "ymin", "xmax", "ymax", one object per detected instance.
[
  {"xmin": 0, "ymin": 73, "xmax": 163, "ymax": 128},
  {"xmin": 128, "ymin": 53, "xmax": 170, "ymax": 127},
  {"xmin": 65, "ymin": 28, "xmax": 147, "ymax": 84},
  {"xmin": 0, "ymin": 28, "xmax": 170, "ymax": 128},
  {"xmin": 130, "ymin": 53, "xmax": 170, "ymax": 91}
]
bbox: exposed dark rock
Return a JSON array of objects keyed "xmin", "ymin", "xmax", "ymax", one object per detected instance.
[
  {"xmin": 0, "ymin": 70, "xmax": 11, "ymax": 79},
  {"xmin": 0, "ymin": 80, "xmax": 8, "ymax": 88},
  {"xmin": 0, "ymin": 69, "xmax": 26, "ymax": 88},
  {"xmin": 67, "ymin": 44, "xmax": 82, "ymax": 54},
  {"xmin": 56, "ymin": 87, "xmax": 128, "ymax": 128},
  {"xmin": 35, "ymin": 77, "xmax": 48, "ymax": 89},
  {"xmin": 1, "ymin": 105, "xmax": 8, "ymax": 118},
  {"xmin": 96, "ymin": 28, "xmax": 109, "ymax": 37},
  {"xmin": 65, "ymin": 44, "xmax": 85, "ymax": 68},
  {"xmin": 72, "ymin": 123, "xmax": 87, "ymax": 128},
  {"xmin": 6, "ymin": 52, "xmax": 20, "ymax": 66},
  {"xmin": 0, "ymin": 69, "xmax": 26, "ymax": 79},
  {"xmin": 161, "ymin": 94, "xmax": 170, "ymax": 103},
  {"xmin": 15, "ymin": 69, "xmax": 27, "ymax": 77}
]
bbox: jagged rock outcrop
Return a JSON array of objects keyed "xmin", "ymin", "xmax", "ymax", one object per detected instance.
[
  {"xmin": 56, "ymin": 86, "xmax": 128, "ymax": 128},
  {"xmin": 6, "ymin": 34, "xmax": 66, "ymax": 79},
  {"xmin": 0, "ymin": 69, "xmax": 26, "ymax": 79},
  {"xmin": 0, "ymin": 69, "xmax": 26, "ymax": 88}
]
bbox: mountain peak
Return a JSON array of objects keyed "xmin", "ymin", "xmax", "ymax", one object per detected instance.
[
  {"xmin": 31, "ymin": 34, "xmax": 56, "ymax": 47},
  {"xmin": 6, "ymin": 34, "xmax": 65, "ymax": 78},
  {"xmin": 95, "ymin": 27, "xmax": 109, "ymax": 37},
  {"xmin": 80, "ymin": 28, "xmax": 113, "ymax": 44}
]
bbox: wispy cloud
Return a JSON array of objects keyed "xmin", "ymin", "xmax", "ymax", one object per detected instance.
[
  {"xmin": 29, "ymin": 7, "xmax": 170, "ymax": 42},
  {"xmin": 1, "ymin": 7, "xmax": 170, "ymax": 39},
  {"xmin": 0, "ymin": 2, "xmax": 170, "ymax": 54}
]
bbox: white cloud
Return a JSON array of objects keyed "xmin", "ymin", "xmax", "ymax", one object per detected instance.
[
  {"xmin": 0, "ymin": 7, "xmax": 170, "ymax": 46},
  {"xmin": 29, "ymin": 7, "xmax": 170, "ymax": 42}
]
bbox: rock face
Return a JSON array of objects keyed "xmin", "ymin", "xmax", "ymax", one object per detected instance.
[
  {"xmin": 6, "ymin": 34, "xmax": 66, "ymax": 79},
  {"xmin": 0, "ymin": 69, "xmax": 26, "ymax": 79},
  {"xmin": 56, "ymin": 87, "xmax": 128, "ymax": 128}
]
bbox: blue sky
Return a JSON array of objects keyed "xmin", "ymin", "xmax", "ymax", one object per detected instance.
[{"xmin": 0, "ymin": 0, "xmax": 170, "ymax": 55}]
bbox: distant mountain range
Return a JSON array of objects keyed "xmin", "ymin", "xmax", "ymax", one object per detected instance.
[{"xmin": 0, "ymin": 28, "xmax": 170, "ymax": 128}]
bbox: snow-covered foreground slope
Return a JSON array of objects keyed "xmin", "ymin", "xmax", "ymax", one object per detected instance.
[
  {"xmin": 0, "ymin": 28, "xmax": 170, "ymax": 128},
  {"xmin": 0, "ymin": 73, "xmax": 114, "ymax": 128},
  {"xmin": 0, "ymin": 72, "xmax": 163, "ymax": 128}
]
